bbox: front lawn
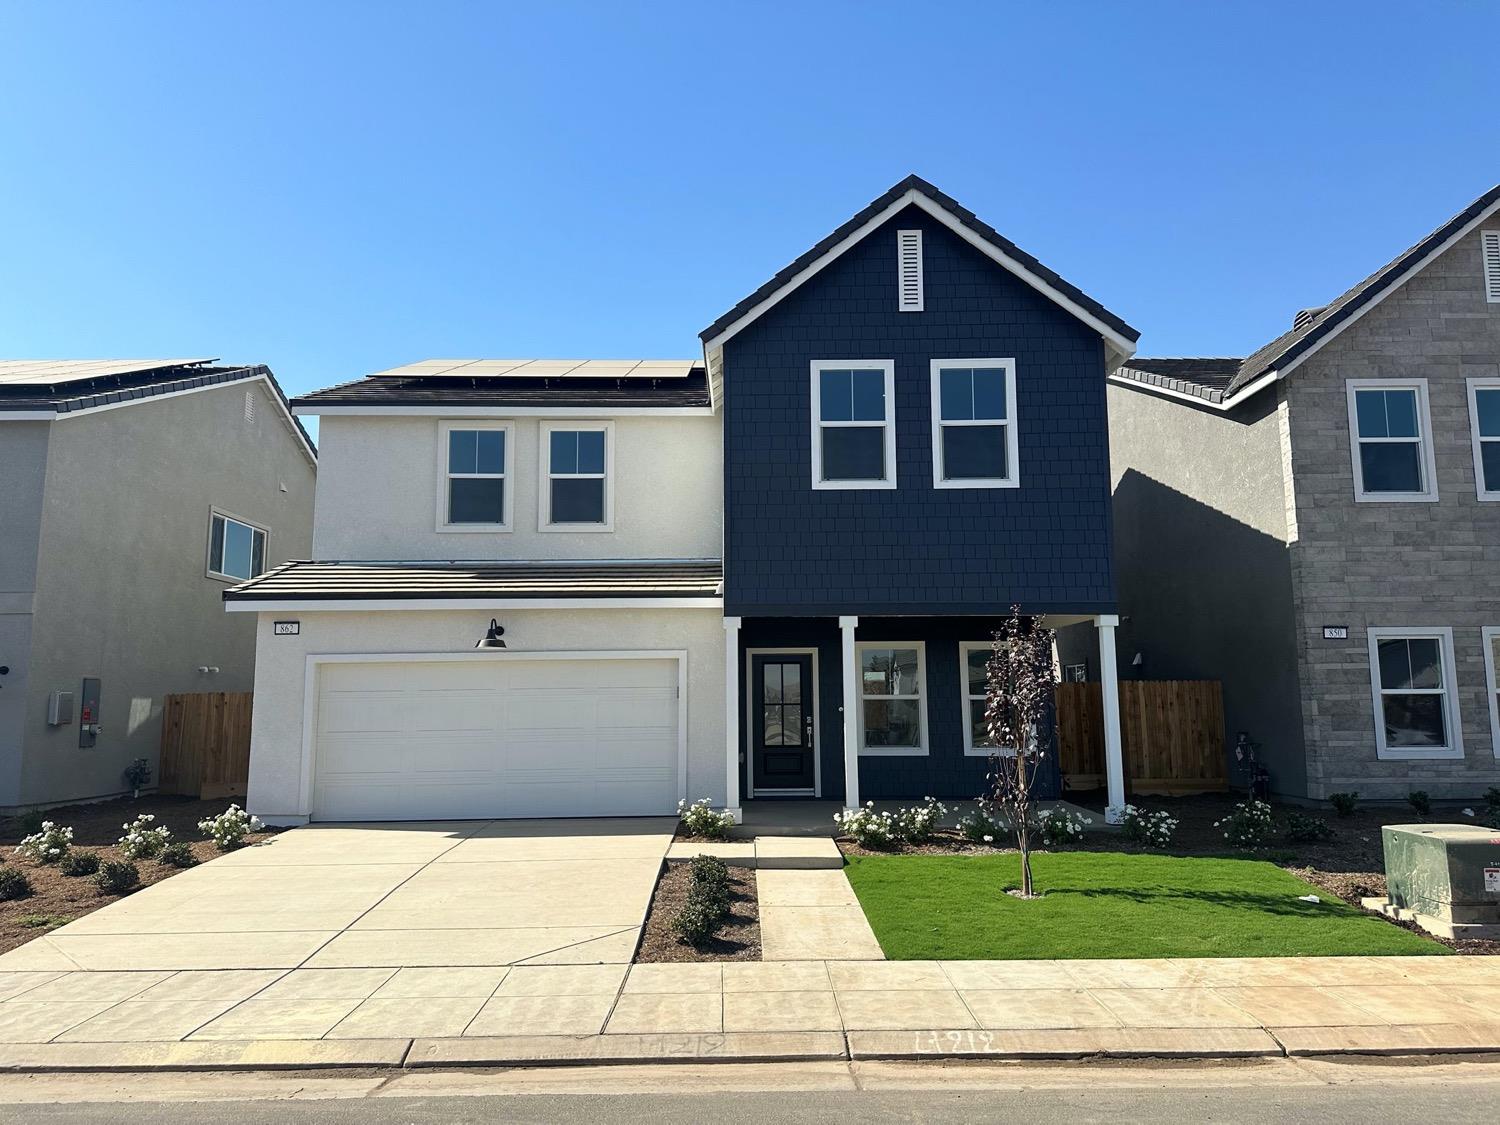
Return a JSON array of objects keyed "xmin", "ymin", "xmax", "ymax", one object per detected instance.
[{"xmin": 843, "ymin": 852, "xmax": 1447, "ymax": 960}]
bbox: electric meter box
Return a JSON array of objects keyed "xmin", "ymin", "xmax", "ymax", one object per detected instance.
[{"xmin": 1381, "ymin": 823, "xmax": 1500, "ymax": 939}]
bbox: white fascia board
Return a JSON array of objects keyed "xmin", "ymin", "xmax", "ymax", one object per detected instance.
[
  {"xmin": 293, "ymin": 405, "xmax": 715, "ymax": 418},
  {"xmin": 227, "ymin": 597, "xmax": 724, "ymax": 612},
  {"xmin": 702, "ymin": 188, "xmax": 1139, "ymax": 359}
]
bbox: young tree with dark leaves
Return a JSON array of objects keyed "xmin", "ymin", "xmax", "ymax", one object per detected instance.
[{"xmin": 984, "ymin": 605, "xmax": 1058, "ymax": 899}]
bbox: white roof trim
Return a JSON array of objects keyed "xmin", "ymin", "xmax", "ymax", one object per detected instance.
[
  {"xmin": 702, "ymin": 187, "xmax": 1138, "ymax": 362},
  {"xmin": 1107, "ymin": 368, "xmax": 1279, "ymax": 413},
  {"xmin": 226, "ymin": 597, "xmax": 724, "ymax": 612},
  {"xmin": 292, "ymin": 405, "xmax": 714, "ymax": 418}
]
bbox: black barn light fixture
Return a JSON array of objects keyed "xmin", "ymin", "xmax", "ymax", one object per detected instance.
[{"xmin": 475, "ymin": 619, "xmax": 507, "ymax": 649}]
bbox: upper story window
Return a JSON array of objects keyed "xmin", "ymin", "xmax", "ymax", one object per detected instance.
[
  {"xmin": 439, "ymin": 421, "xmax": 511, "ymax": 531},
  {"xmin": 1467, "ymin": 378, "xmax": 1500, "ymax": 500},
  {"xmin": 1366, "ymin": 627, "xmax": 1463, "ymax": 760},
  {"xmin": 810, "ymin": 360, "xmax": 897, "ymax": 490},
  {"xmin": 1345, "ymin": 380, "xmax": 1438, "ymax": 502},
  {"xmin": 541, "ymin": 421, "xmax": 612, "ymax": 530},
  {"xmin": 207, "ymin": 511, "xmax": 266, "ymax": 582},
  {"xmin": 856, "ymin": 642, "xmax": 927, "ymax": 756},
  {"xmin": 930, "ymin": 360, "xmax": 1019, "ymax": 488}
]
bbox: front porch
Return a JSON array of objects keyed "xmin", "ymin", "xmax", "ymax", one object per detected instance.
[{"xmin": 722, "ymin": 613, "xmax": 1128, "ymax": 824}]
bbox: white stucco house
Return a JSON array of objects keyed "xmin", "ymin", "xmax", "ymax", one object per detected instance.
[{"xmin": 227, "ymin": 360, "xmax": 726, "ymax": 824}]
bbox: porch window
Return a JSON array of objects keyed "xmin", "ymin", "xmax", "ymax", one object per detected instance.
[
  {"xmin": 811, "ymin": 360, "xmax": 897, "ymax": 489},
  {"xmin": 960, "ymin": 641, "xmax": 1015, "ymax": 755},
  {"xmin": 856, "ymin": 642, "xmax": 927, "ymax": 755},
  {"xmin": 930, "ymin": 360, "xmax": 1018, "ymax": 488},
  {"xmin": 1468, "ymin": 378, "xmax": 1500, "ymax": 500},
  {"xmin": 1366, "ymin": 627, "xmax": 1463, "ymax": 760},
  {"xmin": 1346, "ymin": 380, "xmax": 1437, "ymax": 501}
]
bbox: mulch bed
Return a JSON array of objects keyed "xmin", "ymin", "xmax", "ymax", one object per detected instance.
[
  {"xmin": 0, "ymin": 794, "xmax": 282, "ymax": 954},
  {"xmin": 835, "ymin": 792, "xmax": 1500, "ymax": 956},
  {"xmin": 636, "ymin": 861, "xmax": 761, "ymax": 963}
]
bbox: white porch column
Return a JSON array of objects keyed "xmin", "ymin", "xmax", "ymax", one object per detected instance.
[
  {"xmin": 1096, "ymin": 613, "xmax": 1126, "ymax": 823},
  {"xmin": 839, "ymin": 615, "xmax": 860, "ymax": 811},
  {"xmin": 723, "ymin": 616, "xmax": 742, "ymax": 822}
]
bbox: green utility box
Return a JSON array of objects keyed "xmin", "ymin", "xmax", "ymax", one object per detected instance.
[{"xmin": 1378, "ymin": 824, "xmax": 1500, "ymax": 940}]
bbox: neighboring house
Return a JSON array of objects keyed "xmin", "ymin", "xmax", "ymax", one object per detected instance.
[
  {"xmin": 0, "ymin": 360, "xmax": 316, "ymax": 813},
  {"xmin": 1079, "ymin": 185, "xmax": 1500, "ymax": 802},
  {"xmin": 228, "ymin": 177, "xmax": 1140, "ymax": 825}
]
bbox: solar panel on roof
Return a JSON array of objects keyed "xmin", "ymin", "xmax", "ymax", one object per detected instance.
[
  {"xmin": 0, "ymin": 359, "xmax": 215, "ymax": 386},
  {"xmin": 365, "ymin": 359, "xmax": 698, "ymax": 380}
]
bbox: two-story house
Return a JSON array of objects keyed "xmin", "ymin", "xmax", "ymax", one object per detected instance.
[
  {"xmin": 1085, "ymin": 184, "xmax": 1500, "ymax": 802},
  {"xmin": 0, "ymin": 359, "xmax": 315, "ymax": 813},
  {"xmin": 228, "ymin": 177, "xmax": 1139, "ymax": 824}
]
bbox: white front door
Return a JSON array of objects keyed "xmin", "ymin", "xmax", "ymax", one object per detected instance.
[{"xmin": 311, "ymin": 656, "xmax": 680, "ymax": 821}]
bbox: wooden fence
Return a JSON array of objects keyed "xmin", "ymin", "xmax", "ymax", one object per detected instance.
[
  {"xmin": 158, "ymin": 692, "xmax": 253, "ymax": 800},
  {"xmin": 1055, "ymin": 680, "xmax": 1226, "ymax": 795}
]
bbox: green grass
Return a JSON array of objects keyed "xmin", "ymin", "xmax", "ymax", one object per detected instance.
[{"xmin": 843, "ymin": 852, "xmax": 1448, "ymax": 960}]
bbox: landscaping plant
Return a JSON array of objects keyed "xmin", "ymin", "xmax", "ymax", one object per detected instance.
[
  {"xmin": 1484, "ymin": 787, "xmax": 1500, "ymax": 828},
  {"xmin": 0, "ymin": 866, "xmax": 34, "ymax": 901},
  {"xmin": 92, "ymin": 860, "xmax": 140, "ymax": 895},
  {"xmin": 833, "ymin": 803, "xmax": 900, "ymax": 848},
  {"xmin": 1036, "ymin": 806, "xmax": 1091, "ymax": 847},
  {"xmin": 1284, "ymin": 811, "xmax": 1334, "ymax": 843},
  {"xmin": 956, "ymin": 805, "xmax": 1000, "ymax": 845},
  {"xmin": 157, "ymin": 841, "xmax": 198, "ymax": 868},
  {"xmin": 1120, "ymin": 804, "xmax": 1178, "ymax": 848},
  {"xmin": 59, "ymin": 850, "xmax": 101, "ymax": 877},
  {"xmin": 117, "ymin": 814, "xmax": 172, "ymax": 860},
  {"xmin": 1407, "ymin": 790, "xmax": 1432, "ymax": 818},
  {"xmin": 1328, "ymin": 792, "xmax": 1359, "ymax": 817},
  {"xmin": 14, "ymin": 821, "xmax": 73, "ymax": 864},
  {"xmin": 676, "ymin": 798, "xmax": 735, "ymax": 841},
  {"xmin": 981, "ymin": 606, "xmax": 1057, "ymax": 898},
  {"xmin": 198, "ymin": 804, "xmax": 263, "ymax": 851},
  {"xmin": 669, "ymin": 854, "xmax": 733, "ymax": 946},
  {"xmin": 1216, "ymin": 798, "xmax": 1276, "ymax": 849},
  {"xmin": 893, "ymin": 797, "xmax": 948, "ymax": 843}
]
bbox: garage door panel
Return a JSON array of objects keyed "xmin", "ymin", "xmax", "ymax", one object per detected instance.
[{"xmin": 312, "ymin": 657, "xmax": 680, "ymax": 822}]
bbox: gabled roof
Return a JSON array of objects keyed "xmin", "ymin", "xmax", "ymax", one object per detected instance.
[
  {"xmin": 293, "ymin": 359, "xmax": 711, "ymax": 414},
  {"xmin": 0, "ymin": 360, "xmax": 316, "ymax": 460},
  {"xmin": 1113, "ymin": 183, "xmax": 1500, "ymax": 410},
  {"xmin": 699, "ymin": 175, "xmax": 1140, "ymax": 360}
]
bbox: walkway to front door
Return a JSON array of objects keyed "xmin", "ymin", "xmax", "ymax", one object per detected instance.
[{"xmin": 749, "ymin": 651, "xmax": 816, "ymax": 795}]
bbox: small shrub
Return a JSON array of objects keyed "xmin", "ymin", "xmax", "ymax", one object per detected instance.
[
  {"xmin": 118, "ymin": 814, "xmax": 172, "ymax": 860},
  {"xmin": 1216, "ymin": 799, "xmax": 1276, "ymax": 848},
  {"xmin": 833, "ymin": 803, "xmax": 899, "ymax": 849},
  {"xmin": 1119, "ymin": 805, "xmax": 1178, "ymax": 848},
  {"xmin": 197, "ymin": 805, "xmax": 263, "ymax": 851},
  {"xmin": 1284, "ymin": 811, "xmax": 1334, "ymax": 843},
  {"xmin": 157, "ymin": 841, "xmax": 198, "ymax": 868},
  {"xmin": 1485, "ymin": 787, "xmax": 1500, "ymax": 813},
  {"xmin": 688, "ymin": 854, "xmax": 731, "ymax": 910},
  {"xmin": 893, "ymin": 797, "xmax": 948, "ymax": 843},
  {"xmin": 1407, "ymin": 790, "xmax": 1432, "ymax": 818},
  {"xmin": 0, "ymin": 866, "xmax": 34, "ymax": 901},
  {"xmin": 59, "ymin": 850, "xmax": 101, "ymax": 877},
  {"xmin": 956, "ymin": 806, "xmax": 1001, "ymax": 845},
  {"xmin": 1036, "ymin": 806, "xmax": 1092, "ymax": 847},
  {"xmin": 18, "ymin": 811, "xmax": 44, "ymax": 834},
  {"xmin": 14, "ymin": 821, "xmax": 73, "ymax": 864},
  {"xmin": 93, "ymin": 860, "xmax": 140, "ymax": 895},
  {"xmin": 676, "ymin": 798, "xmax": 735, "ymax": 841},
  {"xmin": 1328, "ymin": 792, "xmax": 1359, "ymax": 817},
  {"xmin": 14, "ymin": 914, "xmax": 70, "ymax": 930},
  {"xmin": 669, "ymin": 897, "xmax": 721, "ymax": 946}
]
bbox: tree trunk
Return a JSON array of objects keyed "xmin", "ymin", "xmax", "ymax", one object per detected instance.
[{"xmin": 1018, "ymin": 831, "xmax": 1034, "ymax": 898}]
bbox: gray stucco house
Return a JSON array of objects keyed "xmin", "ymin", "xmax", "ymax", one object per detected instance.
[
  {"xmin": 1070, "ymin": 185, "xmax": 1500, "ymax": 802},
  {"xmin": 0, "ymin": 360, "xmax": 316, "ymax": 813}
]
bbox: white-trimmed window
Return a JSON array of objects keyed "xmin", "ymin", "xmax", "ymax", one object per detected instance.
[
  {"xmin": 855, "ymin": 642, "xmax": 927, "ymax": 755},
  {"xmin": 1484, "ymin": 627, "xmax": 1500, "ymax": 759},
  {"xmin": 207, "ymin": 510, "xmax": 267, "ymax": 582},
  {"xmin": 1366, "ymin": 627, "xmax": 1463, "ymax": 760},
  {"xmin": 438, "ymin": 421, "xmax": 511, "ymax": 531},
  {"xmin": 1346, "ymin": 380, "xmax": 1438, "ymax": 502},
  {"xmin": 931, "ymin": 359, "xmax": 1018, "ymax": 488},
  {"xmin": 540, "ymin": 421, "xmax": 613, "ymax": 529},
  {"xmin": 811, "ymin": 360, "xmax": 897, "ymax": 489},
  {"xmin": 960, "ymin": 641, "xmax": 1016, "ymax": 755},
  {"xmin": 1467, "ymin": 378, "xmax": 1500, "ymax": 500}
]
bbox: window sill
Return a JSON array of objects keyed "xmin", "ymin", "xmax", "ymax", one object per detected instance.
[
  {"xmin": 813, "ymin": 479, "xmax": 897, "ymax": 491},
  {"xmin": 858, "ymin": 747, "xmax": 928, "ymax": 758},
  {"xmin": 1353, "ymin": 491, "xmax": 1439, "ymax": 503},
  {"xmin": 437, "ymin": 524, "xmax": 513, "ymax": 534},
  {"xmin": 539, "ymin": 522, "xmax": 614, "ymax": 533},
  {"xmin": 964, "ymin": 747, "xmax": 1017, "ymax": 757},
  {"xmin": 205, "ymin": 571, "xmax": 253, "ymax": 585},
  {"xmin": 1374, "ymin": 746, "xmax": 1465, "ymax": 761}
]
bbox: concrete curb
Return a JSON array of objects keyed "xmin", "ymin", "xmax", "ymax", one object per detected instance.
[
  {"xmin": 846, "ymin": 1028, "xmax": 1284, "ymax": 1060},
  {"xmin": 407, "ymin": 1031, "xmax": 848, "ymax": 1067},
  {"xmin": 0, "ymin": 1038, "xmax": 410, "ymax": 1073},
  {"xmin": 1272, "ymin": 1023, "xmax": 1500, "ymax": 1057}
]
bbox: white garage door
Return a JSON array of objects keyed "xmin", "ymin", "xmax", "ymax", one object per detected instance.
[{"xmin": 311, "ymin": 657, "xmax": 681, "ymax": 821}]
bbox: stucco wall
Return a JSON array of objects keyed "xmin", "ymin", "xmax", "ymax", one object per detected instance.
[
  {"xmin": 0, "ymin": 421, "xmax": 49, "ymax": 805},
  {"xmin": 244, "ymin": 607, "xmax": 726, "ymax": 823},
  {"xmin": 17, "ymin": 381, "xmax": 316, "ymax": 809},
  {"xmin": 1282, "ymin": 227, "xmax": 1500, "ymax": 799},
  {"xmin": 311, "ymin": 414, "xmax": 722, "ymax": 561},
  {"xmin": 1060, "ymin": 381, "xmax": 1309, "ymax": 795}
]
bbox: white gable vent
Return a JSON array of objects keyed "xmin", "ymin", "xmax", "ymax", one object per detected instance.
[
  {"xmin": 1483, "ymin": 230, "xmax": 1500, "ymax": 304},
  {"xmin": 243, "ymin": 389, "xmax": 256, "ymax": 423},
  {"xmin": 897, "ymin": 229, "xmax": 924, "ymax": 312}
]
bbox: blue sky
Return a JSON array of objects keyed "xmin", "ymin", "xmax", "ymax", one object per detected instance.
[{"xmin": 2, "ymin": 1, "xmax": 1496, "ymax": 437}]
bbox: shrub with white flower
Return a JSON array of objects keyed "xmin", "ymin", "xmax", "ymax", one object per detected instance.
[
  {"xmin": 834, "ymin": 803, "xmax": 899, "ymax": 849},
  {"xmin": 1036, "ymin": 806, "xmax": 1091, "ymax": 847},
  {"xmin": 957, "ymin": 807, "xmax": 1001, "ymax": 845},
  {"xmin": 15, "ymin": 821, "xmax": 73, "ymax": 864},
  {"xmin": 197, "ymin": 805, "xmax": 263, "ymax": 851},
  {"xmin": 117, "ymin": 814, "xmax": 172, "ymax": 860},
  {"xmin": 677, "ymin": 798, "xmax": 735, "ymax": 841},
  {"xmin": 1120, "ymin": 804, "xmax": 1178, "ymax": 849},
  {"xmin": 1215, "ymin": 799, "xmax": 1275, "ymax": 849},
  {"xmin": 893, "ymin": 797, "xmax": 948, "ymax": 843}
]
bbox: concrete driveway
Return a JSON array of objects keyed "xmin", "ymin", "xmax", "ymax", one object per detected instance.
[{"xmin": 0, "ymin": 819, "xmax": 675, "ymax": 975}]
